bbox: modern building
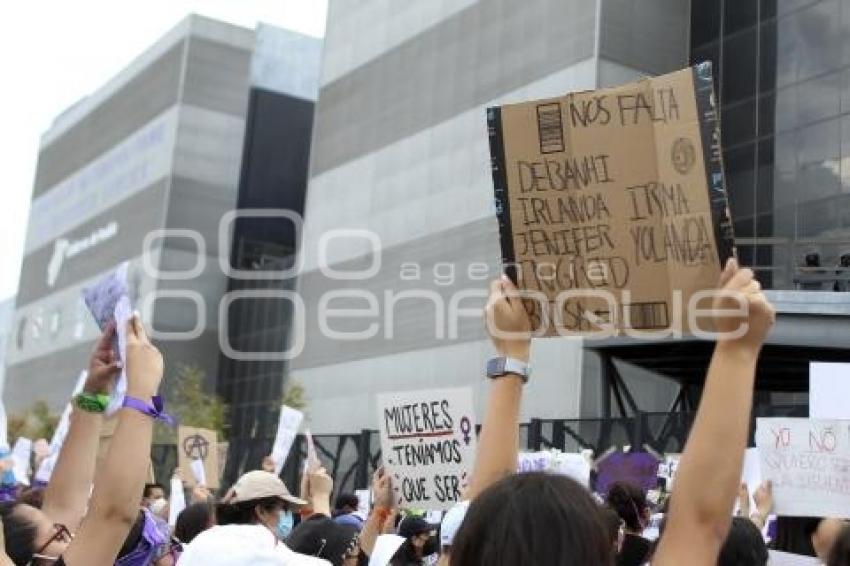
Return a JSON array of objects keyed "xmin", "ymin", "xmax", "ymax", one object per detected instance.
[
  {"xmin": 295, "ymin": 0, "xmax": 850, "ymax": 434},
  {"xmin": 293, "ymin": 0, "xmax": 691, "ymax": 433},
  {"xmin": 0, "ymin": 298, "xmax": 15, "ymax": 398},
  {"xmin": 4, "ymin": 15, "xmax": 321, "ymax": 424}
]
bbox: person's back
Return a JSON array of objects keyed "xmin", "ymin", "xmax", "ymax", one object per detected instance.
[{"xmin": 177, "ymin": 523, "xmax": 330, "ymax": 566}]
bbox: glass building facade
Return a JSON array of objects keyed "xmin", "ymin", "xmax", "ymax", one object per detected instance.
[{"xmin": 691, "ymin": 0, "xmax": 850, "ymax": 290}]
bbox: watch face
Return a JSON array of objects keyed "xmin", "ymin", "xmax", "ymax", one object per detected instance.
[{"xmin": 486, "ymin": 358, "xmax": 506, "ymax": 377}]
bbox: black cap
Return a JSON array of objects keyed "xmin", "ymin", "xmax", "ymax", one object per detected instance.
[
  {"xmin": 287, "ymin": 515, "xmax": 358, "ymax": 566},
  {"xmin": 398, "ymin": 516, "xmax": 437, "ymax": 539}
]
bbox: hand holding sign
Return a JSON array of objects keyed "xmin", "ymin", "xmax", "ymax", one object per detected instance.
[
  {"xmin": 713, "ymin": 259, "xmax": 775, "ymax": 348},
  {"xmin": 85, "ymin": 322, "xmax": 122, "ymax": 395},
  {"xmin": 485, "ymin": 277, "xmax": 531, "ymax": 362},
  {"xmin": 125, "ymin": 312, "xmax": 163, "ymax": 399},
  {"xmin": 372, "ymin": 467, "xmax": 393, "ymax": 508}
]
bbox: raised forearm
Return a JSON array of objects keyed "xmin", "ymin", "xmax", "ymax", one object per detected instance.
[
  {"xmin": 42, "ymin": 409, "xmax": 102, "ymax": 530},
  {"xmin": 671, "ymin": 342, "xmax": 759, "ymax": 532},
  {"xmin": 466, "ymin": 375, "xmax": 523, "ymax": 500},
  {"xmin": 87, "ymin": 408, "xmax": 153, "ymax": 524}
]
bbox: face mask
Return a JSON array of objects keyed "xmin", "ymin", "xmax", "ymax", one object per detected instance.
[{"xmin": 276, "ymin": 509, "xmax": 294, "ymax": 540}]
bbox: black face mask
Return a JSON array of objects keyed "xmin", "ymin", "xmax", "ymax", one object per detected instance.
[{"xmin": 422, "ymin": 535, "xmax": 440, "ymax": 557}]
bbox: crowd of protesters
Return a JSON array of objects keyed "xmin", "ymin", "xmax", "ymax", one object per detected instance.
[{"xmin": 1, "ymin": 260, "xmax": 850, "ymax": 565}]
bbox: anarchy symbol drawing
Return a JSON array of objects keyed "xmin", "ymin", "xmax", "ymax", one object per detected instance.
[{"xmin": 183, "ymin": 434, "xmax": 209, "ymax": 460}]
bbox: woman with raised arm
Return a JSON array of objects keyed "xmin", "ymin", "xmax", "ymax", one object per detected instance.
[
  {"xmin": 42, "ymin": 322, "xmax": 123, "ymax": 531},
  {"xmin": 451, "ymin": 260, "xmax": 775, "ymax": 566},
  {"xmin": 653, "ymin": 259, "xmax": 775, "ymax": 566},
  {"xmin": 58, "ymin": 313, "xmax": 168, "ymax": 565}
]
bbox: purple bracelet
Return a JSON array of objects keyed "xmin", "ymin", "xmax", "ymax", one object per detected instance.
[{"xmin": 122, "ymin": 395, "xmax": 176, "ymax": 426}]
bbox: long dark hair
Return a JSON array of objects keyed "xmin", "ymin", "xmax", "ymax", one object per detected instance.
[
  {"xmin": 451, "ymin": 472, "xmax": 613, "ymax": 566},
  {"xmin": 605, "ymin": 481, "xmax": 648, "ymax": 532},
  {"xmin": 0, "ymin": 502, "xmax": 38, "ymax": 566},
  {"xmin": 215, "ymin": 496, "xmax": 284, "ymax": 526},
  {"xmin": 718, "ymin": 517, "xmax": 768, "ymax": 566}
]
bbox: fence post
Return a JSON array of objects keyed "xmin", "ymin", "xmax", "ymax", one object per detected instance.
[
  {"xmin": 633, "ymin": 411, "xmax": 647, "ymax": 450},
  {"xmin": 528, "ymin": 418, "xmax": 543, "ymax": 450},
  {"xmin": 551, "ymin": 419, "xmax": 566, "ymax": 450},
  {"xmin": 355, "ymin": 430, "xmax": 372, "ymax": 489}
]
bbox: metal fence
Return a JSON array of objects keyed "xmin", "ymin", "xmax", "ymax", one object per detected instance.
[{"xmin": 151, "ymin": 404, "xmax": 806, "ymax": 494}]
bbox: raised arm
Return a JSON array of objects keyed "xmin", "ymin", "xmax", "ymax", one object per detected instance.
[
  {"xmin": 654, "ymin": 259, "xmax": 775, "ymax": 566},
  {"xmin": 41, "ymin": 324, "xmax": 122, "ymax": 531},
  {"xmin": 360, "ymin": 467, "xmax": 392, "ymax": 557},
  {"xmin": 465, "ymin": 276, "xmax": 531, "ymax": 500},
  {"xmin": 62, "ymin": 313, "xmax": 164, "ymax": 566}
]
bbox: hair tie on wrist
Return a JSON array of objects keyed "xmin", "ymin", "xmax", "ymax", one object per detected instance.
[
  {"xmin": 75, "ymin": 392, "xmax": 110, "ymax": 413},
  {"xmin": 122, "ymin": 395, "xmax": 176, "ymax": 426}
]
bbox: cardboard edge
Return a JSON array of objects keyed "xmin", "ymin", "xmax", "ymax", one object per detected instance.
[
  {"xmin": 692, "ymin": 61, "xmax": 736, "ymax": 266},
  {"xmin": 487, "ymin": 106, "xmax": 518, "ymax": 283}
]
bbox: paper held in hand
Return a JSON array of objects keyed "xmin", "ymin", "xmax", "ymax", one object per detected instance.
[
  {"xmin": 377, "ymin": 387, "xmax": 477, "ymax": 511},
  {"xmin": 488, "ymin": 63, "xmax": 735, "ymax": 337},
  {"xmin": 270, "ymin": 406, "xmax": 304, "ymax": 475},
  {"xmin": 82, "ymin": 262, "xmax": 132, "ymax": 414}
]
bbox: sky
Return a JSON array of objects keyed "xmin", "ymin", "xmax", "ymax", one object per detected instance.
[{"xmin": 0, "ymin": 0, "xmax": 328, "ymax": 301}]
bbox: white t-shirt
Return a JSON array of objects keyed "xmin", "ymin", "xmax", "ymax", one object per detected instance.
[{"xmin": 177, "ymin": 524, "xmax": 331, "ymax": 566}]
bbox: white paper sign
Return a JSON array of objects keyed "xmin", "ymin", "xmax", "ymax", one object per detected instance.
[
  {"xmin": 82, "ymin": 262, "xmax": 131, "ymax": 416},
  {"xmin": 368, "ymin": 534, "xmax": 405, "ymax": 566},
  {"xmin": 270, "ymin": 406, "xmax": 303, "ymax": 475},
  {"xmin": 190, "ymin": 458, "xmax": 207, "ymax": 486},
  {"xmin": 810, "ymin": 362, "xmax": 850, "ymax": 419},
  {"xmin": 768, "ymin": 549, "xmax": 821, "ymax": 565},
  {"xmin": 517, "ymin": 451, "xmax": 591, "ymax": 487},
  {"xmin": 355, "ymin": 488, "xmax": 371, "ymax": 520},
  {"xmin": 169, "ymin": 475, "xmax": 186, "ymax": 527},
  {"xmin": 11, "ymin": 437, "xmax": 32, "ymax": 486},
  {"xmin": 377, "ymin": 387, "xmax": 477, "ymax": 511},
  {"xmin": 50, "ymin": 371, "xmax": 89, "ymax": 453},
  {"xmin": 35, "ymin": 454, "xmax": 58, "ymax": 484},
  {"xmin": 756, "ymin": 418, "xmax": 850, "ymax": 518},
  {"xmin": 110, "ymin": 294, "xmax": 132, "ymax": 415},
  {"xmin": 0, "ymin": 400, "xmax": 7, "ymax": 452}
]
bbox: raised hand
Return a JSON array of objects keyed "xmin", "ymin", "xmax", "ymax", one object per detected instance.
[
  {"xmin": 372, "ymin": 466, "xmax": 393, "ymax": 508},
  {"xmin": 85, "ymin": 322, "xmax": 122, "ymax": 395},
  {"xmin": 484, "ymin": 276, "xmax": 532, "ymax": 362},
  {"xmin": 712, "ymin": 258, "xmax": 775, "ymax": 348},
  {"xmin": 125, "ymin": 313, "xmax": 163, "ymax": 399}
]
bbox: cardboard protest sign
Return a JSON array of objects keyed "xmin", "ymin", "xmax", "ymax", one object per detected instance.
[
  {"xmin": 377, "ymin": 387, "xmax": 477, "ymax": 511},
  {"xmin": 809, "ymin": 362, "xmax": 850, "ymax": 419},
  {"xmin": 756, "ymin": 418, "xmax": 850, "ymax": 518},
  {"xmin": 594, "ymin": 451, "xmax": 660, "ymax": 494},
  {"xmin": 271, "ymin": 406, "xmax": 304, "ymax": 474},
  {"xmin": 82, "ymin": 262, "xmax": 132, "ymax": 414},
  {"xmin": 517, "ymin": 451, "xmax": 591, "ymax": 487},
  {"xmin": 488, "ymin": 63, "xmax": 734, "ymax": 336},
  {"xmin": 178, "ymin": 426, "xmax": 220, "ymax": 489}
]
